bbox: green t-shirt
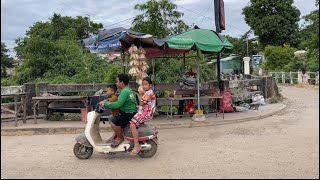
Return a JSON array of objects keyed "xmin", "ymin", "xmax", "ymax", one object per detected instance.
[{"xmin": 104, "ymin": 87, "xmax": 137, "ymax": 113}]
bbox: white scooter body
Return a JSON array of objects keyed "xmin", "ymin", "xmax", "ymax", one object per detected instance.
[
  {"xmin": 74, "ymin": 106, "xmax": 158, "ymax": 159},
  {"xmin": 85, "ymin": 111, "xmax": 132, "ymax": 153}
]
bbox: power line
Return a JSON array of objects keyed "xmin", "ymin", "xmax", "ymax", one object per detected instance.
[
  {"xmin": 54, "ymin": 0, "xmax": 90, "ymax": 17},
  {"xmin": 104, "ymin": 17, "xmax": 135, "ymax": 28},
  {"xmin": 54, "ymin": 0, "xmax": 135, "ymax": 29},
  {"xmin": 188, "ymin": 0, "xmax": 213, "ymax": 25},
  {"xmin": 176, "ymin": 4, "xmax": 248, "ymax": 32},
  {"xmin": 177, "ymin": 5, "xmax": 214, "ymax": 23},
  {"xmin": 199, "ymin": 0, "xmax": 214, "ymax": 25}
]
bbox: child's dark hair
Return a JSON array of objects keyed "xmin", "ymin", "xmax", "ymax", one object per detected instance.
[
  {"xmin": 118, "ymin": 74, "xmax": 129, "ymax": 85},
  {"xmin": 143, "ymin": 77, "xmax": 152, "ymax": 85},
  {"xmin": 107, "ymin": 84, "xmax": 117, "ymax": 92}
]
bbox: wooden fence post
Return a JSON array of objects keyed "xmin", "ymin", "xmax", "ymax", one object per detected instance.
[
  {"xmin": 316, "ymin": 71, "xmax": 319, "ymax": 85},
  {"xmin": 23, "ymin": 83, "xmax": 36, "ymax": 116},
  {"xmin": 289, "ymin": 72, "xmax": 293, "ymax": 84},
  {"xmin": 37, "ymin": 83, "xmax": 49, "ymax": 114},
  {"xmin": 282, "ymin": 72, "xmax": 285, "ymax": 84}
]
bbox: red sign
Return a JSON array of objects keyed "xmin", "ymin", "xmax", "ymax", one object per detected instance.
[{"xmin": 219, "ymin": 0, "xmax": 225, "ymax": 30}]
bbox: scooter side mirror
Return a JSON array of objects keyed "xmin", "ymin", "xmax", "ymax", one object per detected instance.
[{"xmin": 95, "ymin": 103, "xmax": 105, "ymax": 113}]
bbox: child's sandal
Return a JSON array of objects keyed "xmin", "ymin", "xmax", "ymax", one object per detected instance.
[{"xmin": 130, "ymin": 146, "xmax": 142, "ymax": 156}]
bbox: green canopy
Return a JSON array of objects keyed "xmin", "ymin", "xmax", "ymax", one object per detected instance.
[
  {"xmin": 164, "ymin": 28, "xmax": 235, "ymax": 116},
  {"xmin": 223, "ymin": 38, "xmax": 234, "ymax": 51},
  {"xmin": 165, "ymin": 29, "xmax": 226, "ymax": 52}
]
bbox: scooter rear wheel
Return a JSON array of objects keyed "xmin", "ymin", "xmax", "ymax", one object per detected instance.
[
  {"xmin": 138, "ymin": 139, "xmax": 157, "ymax": 158},
  {"xmin": 73, "ymin": 143, "xmax": 93, "ymax": 159}
]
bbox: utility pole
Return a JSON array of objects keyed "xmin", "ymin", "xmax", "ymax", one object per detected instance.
[
  {"xmin": 246, "ymin": 38, "xmax": 249, "ymax": 57},
  {"xmin": 214, "ymin": 0, "xmax": 222, "ymax": 90}
]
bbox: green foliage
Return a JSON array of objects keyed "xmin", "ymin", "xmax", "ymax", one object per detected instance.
[
  {"xmin": 263, "ymin": 45, "xmax": 296, "ymax": 71},
  {"xmin": 301, "ymin": 0, "xmax": 319, "ymax": 72},
  {"xmin": 131, "ymin": 0, "xmax": 189, "ymax": 38},
  {"xmin": 242, "ymin": 0, "xmax": 300, "ymax": 47},
  {"xmin": 150, "ymin": 52, "xmax": 215, "ymax": 84},
  {"xmin": 284, "ymin": 53, "xmax": 308, "ymax": 72},
  {"xmin": 14, "ymin": 13, "xmax": 103, "ymax": 60},
  {"xmin": 131, "ymin": 0, "xmax": 215, "ymax": 84},
  {"xmin": 104, "ymin": 63, "xmax": 122, "ymax": 83},
  {"xmin": 1, "ymin": 77, "xmax": 18, "ymax": 86},
  {"xmin": 224, "ymin": 35, "xmax": 263, "ymax": 56},
  {"xmin": 306, "ymin": 50, "xmax": 319, "ymax": 72},
  {"xmin": 263, "ymin": 44, "xmax": 318, "ymax": 72},
  {"xmin": 7, "ymin": 13, "xmax": 119, "ymax": 85},
  {"xmin": 1, "ymin": 42, "xmax": 14, "ymax": 77}
]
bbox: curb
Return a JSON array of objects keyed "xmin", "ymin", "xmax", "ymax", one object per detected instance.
[{"xmin": 1, "ymin": 102, "xmax": 289, "ymax": 136}]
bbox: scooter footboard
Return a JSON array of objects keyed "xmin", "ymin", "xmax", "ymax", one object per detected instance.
[{"xmin": 75, "ymin": 133, "xmax": 93, "ymax": 148}]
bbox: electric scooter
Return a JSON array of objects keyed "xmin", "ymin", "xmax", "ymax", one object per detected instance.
[{"xmin": 73, "ymin": 104, "xmax": 158, "ymax": 159}]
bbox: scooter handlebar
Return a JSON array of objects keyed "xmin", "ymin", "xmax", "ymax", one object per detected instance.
[{"xmin": 95, "ymin": 103, "xmax": 105, "ymax": 113}]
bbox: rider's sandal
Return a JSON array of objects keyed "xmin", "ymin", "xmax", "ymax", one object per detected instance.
[
  {"xmin": 105, "ymin": 137, "xmax": 114, "ymax": 143},
  {"xmin": 111, "ymin": 138, "xmax": 124, "ymax": 148},
  {"xmin": 130, "ymin": 146, "xmax": 142, "ymax": 156},
  {"xmin": 106, "ymin": 135, "xmax": 117, "ymax": 143}
]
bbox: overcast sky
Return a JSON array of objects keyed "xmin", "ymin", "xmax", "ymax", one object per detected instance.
[{"xmin": 1, "ymin": 0, "xmax": 318, "ymax": 57}]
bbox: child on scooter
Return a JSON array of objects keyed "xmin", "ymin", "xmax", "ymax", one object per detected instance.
[
  {"xmin": 103, "ymin": 84, "xmax": 120, "ymax": 143},
  {"xmin": 130, "ymin": 77, "xmax": 156, "ymax": 155}
]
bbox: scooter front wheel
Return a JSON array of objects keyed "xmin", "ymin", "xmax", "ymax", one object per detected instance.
[{"xmin": 73, "ymin": 143, "xmax": 93, "ymax": 159}]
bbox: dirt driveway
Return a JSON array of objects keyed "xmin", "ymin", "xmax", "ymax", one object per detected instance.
[{"xmin": 1, "ymin": 86, "xmax": 319, "ymax": 179}]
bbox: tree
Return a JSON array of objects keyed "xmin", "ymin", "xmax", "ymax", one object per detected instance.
[
  {"xmin": 224, "ymin": 34, "xmax": 262, "ymax": 57},
  {"xmin": 14, "ymin": 38, "xmax": 118, "ymax": 84},
  {"xmin": 1, "ymin": 42, "xmax": 14, "ymax": 77},
  {"xmin": 131, "ymin": 0, "xmax": 189, "ymax": 38},
  {"xmin": 242, "ymin": 0, "xmax": 300, "ymax": 47},
  {"xmin": 14, "ymin": 13, "xmax": 103, "ymax": 60},
  {"xmin": 130, "ymin": 0, "xmax": 206, "ymax": 84},
  {"xmin": 10, "ymin": 13, "xmax": 108, "ymax": 84},
  {"xmin": 300, "ymin": 0, "xmax": 319, "ymax": 71},
  {"xmin": 262, "ymin": 45, "xmax": 297, "ymax": 71}
]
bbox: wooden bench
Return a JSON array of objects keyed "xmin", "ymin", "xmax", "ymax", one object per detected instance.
[{"xmin": 32, "ymin": 96, "xmax": 89, "ymax": 123}]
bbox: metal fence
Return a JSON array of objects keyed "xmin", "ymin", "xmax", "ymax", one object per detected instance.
[{"xmin": 268, "ymin": 71, "xmax": 319, "ymax": 85}]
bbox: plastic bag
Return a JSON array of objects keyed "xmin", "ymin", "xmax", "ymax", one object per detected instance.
[
  {"xmin": 219, "ymin": 90, "xmax": 234, "ymax": 113},
  {"xmin": 252, "ymin": 94, "xmax": 265, "ymax": 105}
]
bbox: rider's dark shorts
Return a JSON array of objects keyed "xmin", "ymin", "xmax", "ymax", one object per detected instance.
[{"xmin": 110, "ymin": 111, "xmax": 136, "ymax": 128}]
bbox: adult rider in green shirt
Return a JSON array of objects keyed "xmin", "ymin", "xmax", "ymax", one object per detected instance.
[{"xmin": 99, "ymin": 74, "xmax": 137, "ymax": 148}]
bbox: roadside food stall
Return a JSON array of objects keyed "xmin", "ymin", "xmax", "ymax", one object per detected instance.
[
  {"xmin": 161, "ymin": 28, "xmax": 234, "ymax": 120},
  {"xmin": 83, "ymin": 27, "xmax": 234, "ymax": 120}
]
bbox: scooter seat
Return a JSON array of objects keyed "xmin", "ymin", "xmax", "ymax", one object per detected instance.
[{"xmin": 123, "ymin": 123, "xmax": 156, "ymax": 138}]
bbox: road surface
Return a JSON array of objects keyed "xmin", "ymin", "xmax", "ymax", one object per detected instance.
[{"xmin": 1, "ymin": 86, "xmax": 319, "ymax": 179}]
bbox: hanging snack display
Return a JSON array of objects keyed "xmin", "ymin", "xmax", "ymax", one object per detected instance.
[{"xmin": 128, "ymin": 44, "xmax": 149, "ymax": 86}]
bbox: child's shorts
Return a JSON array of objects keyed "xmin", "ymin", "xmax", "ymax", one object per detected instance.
[{"xmin": 130, "ymin": 113, "xmax": 150, "ymax": 128}]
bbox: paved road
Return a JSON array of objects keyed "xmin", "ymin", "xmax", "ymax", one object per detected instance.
[{"xmin": 1, "ymin": 86, "xmax": 319, "ymax": 179}]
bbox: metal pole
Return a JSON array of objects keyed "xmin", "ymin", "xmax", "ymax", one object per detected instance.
[
  {"xmin": 216, "ymin": 53, "xmax": 222, "ymax": 90},
  {"xmin": 197, "ymin": 50, "xmax": 201, "ymax": 112},
  {"xmin": 152, "ymin": 58, "xmax": 155, "ymax": 90},
  {"xmin": 121, "ymin": 49, "xmax": 125, "ymax": 73},
  {"xmin": 183, "ymin": 52, "xmax": 186, "ymax": 73},
  {"xmin": 214, "ymin": 0, "xmax": 222, "ymax": 91},
  {"xmin": 246, "ymin": 38, "xmax": 249, "ymax": 57}
]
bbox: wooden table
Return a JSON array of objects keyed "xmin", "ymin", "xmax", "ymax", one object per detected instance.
[
  {"xmin": 158, "ymin": 96, "xmax": 224, "ymax": 120},
  {"xmin": 32, "ymin": 96, "xmax": 89, "ymax": 123},
  {"xmin": 1, "ymin": 93, "xmax": 27, "ymax": 127}
]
